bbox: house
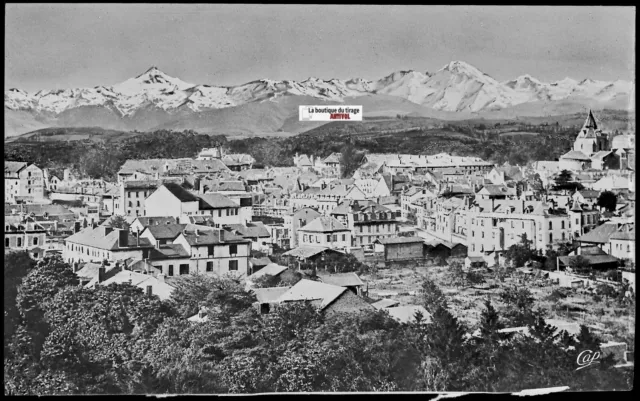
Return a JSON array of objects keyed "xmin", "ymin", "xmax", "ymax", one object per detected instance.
[
  {"xmin": 609, "ymin": 226, "xmax": 635, "ymax": 261},
  {"xmin": 188, "ymin": 306, "xmax": 211, "ymax": 323},
  {"xmin": 371, "ymin": 298, "xmax": 400, "ymax": 309},
  {"xmin": 252, "ymin": 286, "xmax": 292, "ymax": 315},
  {"xmin": 559, "ymin": 151, "xmax": 592, "ymax": 171},
  {"xmin": 249, "ymin": 256, "xmax": 273, "ymax": 274},
  {"xmin": 576, "ymin": 222, "xmax": 630, "ymax": 255},
  {"xmin": 88, "ymin": 269, "xmax": 176, "ymax": 301},
  {"xmin": 572, "ymin": 190, "xmax": 600, "ymax": 210},
  {"xmin": 373, "ymin": 237, "xmax": 425, "ymax": 262},
  {"xmin": 386, "ymin": 305, "xmax": 432, "ymax": 324},
  {"xmin": 130, "ymin": 216, "xmax": 179, "ymax": 234},
  {"xmin": 63, "ymin": 225, "xmax": 155, "ymax": 265},
  {"xmin": 284, "ymin": 207, "xmax": 322, "ymax": 248},
  {"xmin": 5, "ymin": 161, "xmax": 46, "ymax": 203},
  {"xmin": 144, "ymin": 184, "xmax": 242, "ymax": 225},
  {"xmin": 316, "ymin": 272, "xmax": 365, "ymax": 296},
  {"xmin": 119, "ymin": 180, "xmax": 161, "ymax": 217},
  {"xmin": 567, "ymin": 199, "xmax": 600, "ymax": 238},
  {"xmin": 4, "ymin": 220, "xmax": 47, "ymax": 251},
  {"xmin": 246, "ymin": 263, "xmax": 288, "ymax": 287},
  {"xmin": 572, "ymin": 110, "xmax": 610, "ymax": 157},
  {"xmin": 171, "ymin": 227, "xmax": 252, "ymax": 278},
  {"xmin": 221, "ymin": 154, "xmax": 255, "ymax": 171},
  {"xmin": 476, "ymin": 184, "xmax": 517, "ymax": 201},
  {"xmin": 330, "ymin": 200, "xmax": 398, "ymax": 249},
  {"xmin": 282, "ymin": 245, "xmax": 346, "ymax": 263},
  {"xmin": 298, "ymin": 216, "xmax": 351, "ymax": 250},
  {"xmin": 611, "ymin": 135, "xmax": 635, "ymax": 170},
  {"xmin": 354, "ymin": 177, "xmax": 391, "ymax": 199},
  {"xmin": 590, "ymin": 151, "xmax": 620, "ymax": 171},
  {"xmin": 592, "ymin": 175, "xmax": 631, "ymax": 192},
  {"xmin": 425, "ymin": 240, "xmax": 468, "ymax": 259},
  {"xmin": 139, "ymin": 223, "xmax": 188, "ymax": 247},
  {"xmin": 224, "ymin": 222, "xmax": 272, "ymax": 254},
  {"xmin": 275, "ymin": 279, "xmax": 374, "ymax": 317}
]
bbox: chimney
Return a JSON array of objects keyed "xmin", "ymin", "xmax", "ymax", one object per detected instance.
[
  {"xmin": 118, "ymin": 229, "xmax": 128, "ymax": 248},
  {"xmin": 74, "ymin": 221, "xmax": 81, "ymax": 233},
  {"xmin": 98, "ymin": 267, "xmax": 105, "ymax": 283},
  {"xmin": 123, "ymin": 260, "xmax": 128, "ymax": 271},
  {"xmin": 146, "ymin": 285, "xmax": 153, "ymax": 297},
  {"xmin": 156, "ymin": 240, "xmax": 160, "ymax": 248}
]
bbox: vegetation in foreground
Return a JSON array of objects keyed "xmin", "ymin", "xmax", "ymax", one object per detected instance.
[{"xmin": 4, "ymin": 251, "xmax": 633, "ymax": 395}]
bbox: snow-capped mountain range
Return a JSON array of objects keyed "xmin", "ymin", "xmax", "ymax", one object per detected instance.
[{"xmin": 5, "ymin": 61, "xmax": 634, "ymax": 115}]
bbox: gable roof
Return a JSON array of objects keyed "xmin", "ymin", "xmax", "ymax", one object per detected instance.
[
  {"xmin": 225, "ymin": 223, "xmax": 270, "ymax": 238},
  {"xmin": 610, "ymin": 226, "xmax": 635, "ymax": 241},
  {"xmin": 278, "ymin": 279, "xmax": 347, "ymax": 309},
  {"xmin": 179, "ymin": 227, "xmax": 248, "ymax": 246},
  {"xmin": 247, "ymin": 263, "xmax": 288, "ymax": 282},
  {"xmin": 5, "ymin": 161, "xmax": 28, "ymax": 176},
  {"xmin": 134, "ymin": 216, "xmax": 178, "ymax": 227},
  {"xmin": 590, "ymin": 151, "xmax": 613, "ymax": 160},
  {"xmin": 386, "ymin": 305, "xmax": 432, "ymax": 324},
  {"xmin": 65, "ymin": 226, "xmax": 154, "ymax": 250},
  {"xmin": 323, "ymin": 153, "xmax": 341, "ymax": 164},
  {"xmin": 252, "ymin": 286, "xmax": 291, "ymax": 303},
  {"xmin": 299, "ymin": 216, "xmax": 349, "ymax": 233},
  {"xmin": 98, "ymin": 271, "xmax": 175, "ymax": 300},
  {"xmin": 162, "ymin": 183, "xmax": 200, "ymax": 202},
  {"xmin": 282, "ymin": 245, "xmax": 345, "ymax": 259},
  {"xmin": 316, "ymin": 272, "xmax": 364, "ymax": 287},
  {"xmin": 198, "ymin": 193, "xmax": 239, "ymax": 209},
  {"xmin": 577, "ymin": 223, "xmax": 622, "ymax": 244},
  {"xmin": 560, "ymin": 150, "xmax": 591, "ymax": 161},
  {"xmin": 376, "ymin": 236, "xmax": 425, "ymax": 245},
  {"xmin": 142, "ymin": 223, "xmax": 187, "ymax": 240},
  {"xmin": 149, "ymin": 243, "xmax": 191, "ymax": 260},
  {"xmin": 371, "ymin": 298, "xmax": 401, "ymax": 309}
]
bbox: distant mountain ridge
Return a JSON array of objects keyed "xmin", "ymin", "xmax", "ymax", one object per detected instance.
[{"xmin": 4, "ymin": 61, "xmax": 634, "ymax": 137}]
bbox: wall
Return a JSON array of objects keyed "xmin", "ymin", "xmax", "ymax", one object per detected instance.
[
  {"xmin": 610, "ymin": 239, "xmax": 634, "ymax": 260},
  {"xmin": 384, "ymin": 242, "xmax": 423, "ymax": 261},
  {"xmin": 5, "ymin": 232, "xmax": 47, "ymax": 249},
  {"xmin": 298, "ymin": 230, "xmax": 351, "ymax": 250}
]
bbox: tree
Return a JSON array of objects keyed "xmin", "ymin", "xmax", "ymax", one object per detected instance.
[
  {"xmin": 553, "ymin": 169, "xmax": 583, "ymax": 191},
  {"xmin": 4, "ymin": 251, "xmax": 37, "ymax": 354},
  {"xmin": 568, "ymin": 255, "xmax": 591, "ymax": 275},
  {"xmin": 340, "ymin": 143, "xmax": 362, "ymax": 179},
  {"xmin": 109, "ymin": 215, "xmax": 130, "ymax": 230},
  {"xmin": 596, "ymin": 191, "xmax": 617, "ymax": 212},
  {"xmin": 504, "ymin": 233, "xmax": 536, "ymax": 268}
]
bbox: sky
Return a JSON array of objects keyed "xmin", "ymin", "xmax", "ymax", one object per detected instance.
[{"xmin": 5, "ymin": 4, "xmax": 636, "ymax": 92}]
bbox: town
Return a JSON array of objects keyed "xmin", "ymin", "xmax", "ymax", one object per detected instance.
[{"xmin": 5, "ymin": 110, "xmax": 635, "ymax": 378}]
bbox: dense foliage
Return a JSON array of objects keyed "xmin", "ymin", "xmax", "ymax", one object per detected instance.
[
  {"xmin": 5, "ymin": 120, "xmax": 586, "ymax": 181},
  {"xmin": 4, "ymin": 254, "xmax": 632, "ymax": 394},
  {"xmin": 597, "ymin": 191, "xmax": 618, "ymax": 212}
]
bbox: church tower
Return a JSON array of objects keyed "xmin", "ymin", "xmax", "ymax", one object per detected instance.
[{"xmin": 573, "ymin": 110, "xmax": 609, "ymax": 157}]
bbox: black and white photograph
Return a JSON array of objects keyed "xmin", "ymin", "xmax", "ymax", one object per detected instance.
[{"xmin": 4, "ymin": 4, "xmax": 635, "ymax": 395}]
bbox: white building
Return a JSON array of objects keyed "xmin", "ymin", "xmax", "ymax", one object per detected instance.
[{"xmin": 5, "ymin": 161, "xmax": 46, "ymax": 203}]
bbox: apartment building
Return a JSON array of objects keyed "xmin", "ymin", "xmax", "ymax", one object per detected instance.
[
  {"xmin": 5, "ymin": 161, "xmax": 46, "ymax": 203},
  {"xmin": 297, "ymin": 216, "xmax": 351, "ymax": 251},
  {"xmin": 330, "ymin": 200, "xmax": 398, "ymax": 249}
]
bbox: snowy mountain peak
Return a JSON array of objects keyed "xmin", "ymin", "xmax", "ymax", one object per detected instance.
[{"xmin": 440, "ymin": 60, "xmax": 487, "ymax": 77}]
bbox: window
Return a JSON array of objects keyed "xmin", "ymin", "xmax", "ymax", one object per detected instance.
[
  {"xmin": 472, "ymin": 219, "xmax": 475, "ymax": 225},
  {"xmin": 333, "ymin": 234, "xmax": 338, "ymax": 242},
  {"xmin": 229, "ymin": 260, "xmax": 238, "ymax": 271},
  {"xmin": 627, "ymin": 245, "xmax": 630, "ymax": 252},
  {"xmin": 206, "ymin": 262, "xmax": 213, "ymax": 272},
  {"xmin": 17, "ymin": 238, "xmax": 22, "ymax": 247},
  {"xmin": 561, "ymin": 221, "xmax": 565, "ymax": 229},
  {"xmin": 207, "ymin": 245, "xmax": 214, "ymax": 256},
  {"xmin": 179, "ymin": 264, "xmax": 189, "ymax": 275},
  {"xmin": 481, "ymin": 220, "xmax": 484, "ymax": 226},
  {"xmin": 136, "ymin": 201, "xmax": 140, "ymax": 207},
  {"xmin": 303, "ymin": 234, "xmax": 308, "ymax": 242},
  {"xmin": 33, "ymin": 237, "xmax": 38, "ymax": 246},
  {"xmin": 562, "ymin": 232, "xmax": 565, "ymax": 240},
  {"xmin": 522, "ymin": 222, "xmax": 524, "ymax": 229},
  {"xmin": 218, "ymin": 210, "xmax": 222, "ymax": 217},
  {"xmin": 327, "ymin": 235, "xmax": 331, "ymax": 242},
  {"xmin": 136, "ymin": 191, "xmax": 140, "ymax": 198},
  {"xmin": 472, "ymin": 244, "xmax": 475, "ymax": 251},
  {"xmin": 342, "ymin": 234, "xmax": 346, "ymax": 241},
  {"xmin": 492, "ymin": 232, "xmax": 495, "ymax": 239},
  {"xmin": 168, "ymin": 265, "xmax": 174, "ymax": 276},
  {"xmin": 472, "ymin": 231, "xmax": 474, "ymax": 237},
  {"xmin": 128, "ymin": 201, "xmax": 132, "ymax": 207},
  {"xmin": 511, "ymin": 221, "xmax": 514, "ymax": 228},
  {"xmin": 549, "ymin": 233, "xmax": 553, "ymax": 242},
  {"xmin": 549, "ymin": 222, "xmax": 552, "ymax": 230},
  {"xmin": 5, "ymin": 238, "xmax": 9, "ymax": 247},
  {"xmin": 481, "ymin": 232, "xmax": 484, "ymax": 238},
  {"xmin": 576, "ymin": 219, "xmax": 579, "ymax": 225}
]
